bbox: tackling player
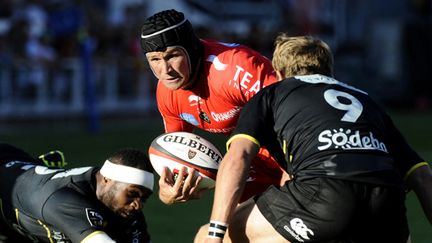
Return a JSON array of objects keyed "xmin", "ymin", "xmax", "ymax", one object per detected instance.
[
  {"xmin": 0, "ymin": 143, "xmax": 153, "ymax": 243},
  {"xmin": 195, "ymin": 35, "xmax": 432, "ymax": 242},
  {"xmin": 140, "ymin": 9, "xmax": 288, "ymax": 204}
]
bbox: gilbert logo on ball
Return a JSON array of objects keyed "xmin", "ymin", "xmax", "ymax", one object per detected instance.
[{"xmin": 148, "ymin": 132, "xmax": 222, "ymax": 189}]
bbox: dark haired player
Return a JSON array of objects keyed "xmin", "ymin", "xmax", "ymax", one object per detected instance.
[
  {"xmin": 0, "ymin": 143, "xmax": 153, "ymax": 243},
  {"xmin": 140, "ymin": 9, "xmax": 288, "ymax": 204}
]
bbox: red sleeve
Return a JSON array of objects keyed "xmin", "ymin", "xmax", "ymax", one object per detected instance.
[{"xmin": 156, "ymin": 82, "xmax": 194, "ymax": 133}]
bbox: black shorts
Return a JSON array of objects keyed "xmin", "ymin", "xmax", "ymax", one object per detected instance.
[{"xmin": 255, "ymin": 177, "xmax": 409, "ymax": 243}]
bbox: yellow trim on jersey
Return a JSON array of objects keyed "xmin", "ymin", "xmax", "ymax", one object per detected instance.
[
  {"xmin": 37, "ymin": 220, "xmax": 54, "ymax": 243},
  {"xmin": 226, "ymin": 134, "xmax": 260, "ymax": 151},
  {"xmin": 283, "ymin": 139, "xmax": 294, "ymax": 162},
  {"xmin": 15, "ymin": 208, "xmax": 19, "ymax": 223},
  {"xmin": 81, "ymin": 231, "xmax": 106, "ymax": 243},
  {"xmin": 404, "ymin": 162, "xmax": 430, "ymax": 180}
]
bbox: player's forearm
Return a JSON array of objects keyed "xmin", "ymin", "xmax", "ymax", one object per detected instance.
[
  {"xmin": 210, "ymin": 139, "xmax": 256, "ymax": 225},
  {"xmin": 210, "ymin": 152, "xmax": 248, "ymax": 224},
  {"xmin": 407, "ymin": 164, "xmax": 432, "ymax": 224}
]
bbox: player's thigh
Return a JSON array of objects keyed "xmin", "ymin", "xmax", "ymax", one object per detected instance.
[{"xmin": 228, "ymin": 198, "xmax": 290, "ymax": 243}]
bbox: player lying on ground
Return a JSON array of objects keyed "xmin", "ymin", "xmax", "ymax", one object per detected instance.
[{"xmin": 0, "ymin": 143, "xmax": 154, "ymax": 243}]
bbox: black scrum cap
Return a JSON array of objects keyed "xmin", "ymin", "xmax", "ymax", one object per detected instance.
[{"xmin": 140, "ymin": 9, "xmax": 202, "ymax": 75}]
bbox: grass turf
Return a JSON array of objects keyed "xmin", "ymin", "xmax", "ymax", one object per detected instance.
[{"xmin": 1, "ymin": 111, "xmax": 431, "ymax": 242}]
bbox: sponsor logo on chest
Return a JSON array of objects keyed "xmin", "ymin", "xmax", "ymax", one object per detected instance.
[
  {"xmin": 228, "ymin": 65, "xmax": 262, "ymax": 96},
  {"xmin": 183, "ymin": 94, "xmax": 241, "ymax": 125},
  {"xmin": 211, "ymin": 106, "xmax": 241, "ymax": 122}
]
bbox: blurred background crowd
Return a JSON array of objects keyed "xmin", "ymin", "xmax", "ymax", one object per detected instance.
[{"xmin": 0, "ymin": 0, "xmax": 431, "ymax": 124}]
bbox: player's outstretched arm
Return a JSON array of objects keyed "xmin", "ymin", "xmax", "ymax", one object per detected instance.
[
  {"xmin": 158, "ymin": 166, "xmax": 205, "ymax": 204},
  {"xmin": 201, "ymin": 138, "xmax": 259, "ymax": 243},
  {"xmin": 407, "ymin": 164, "xmax": 432, "ymax": 224}
]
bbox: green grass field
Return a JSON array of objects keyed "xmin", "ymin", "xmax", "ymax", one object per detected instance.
[{"xmin": 1, "ymin": 111, "xmax": 431, "ymax": 242}]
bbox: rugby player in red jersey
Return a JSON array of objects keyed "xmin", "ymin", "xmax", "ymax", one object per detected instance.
[{"xmin": 140, "ymin": 9, "xmax": 289, "ymax": 204}]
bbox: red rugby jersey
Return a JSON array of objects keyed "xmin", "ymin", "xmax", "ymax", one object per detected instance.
[{"xmin": 156, "ymin": 39, "xmax": 284, "ymax": 201}]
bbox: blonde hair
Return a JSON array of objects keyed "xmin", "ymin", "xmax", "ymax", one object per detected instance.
[{"xmin": 272, "ymin": 34, "xmax": 334, "ymax": 78}]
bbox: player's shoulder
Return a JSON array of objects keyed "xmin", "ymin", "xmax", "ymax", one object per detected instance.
[
  {"xmin": 264, "ymin": 76, "xmax": 301, "ymax": 91},
  {"xmin": 41, "ymin": 184, "xmax": 100, "ymax": 226},
  {"xmin": 202, "ymin": 38, "xmax": 265, "ymax": 61},
  {"xmin": 46, "ymin": 184, "xmax": 94, "ymax": 206}
]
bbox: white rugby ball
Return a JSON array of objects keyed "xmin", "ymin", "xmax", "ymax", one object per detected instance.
[{"xmin": 148, "ymin": 132, "xmax": 222, "ymax": 189}]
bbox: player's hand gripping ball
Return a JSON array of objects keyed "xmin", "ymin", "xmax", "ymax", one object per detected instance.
[{"xmin": 148, "ymin": 132, "xmax": 222, "ymax": 189}]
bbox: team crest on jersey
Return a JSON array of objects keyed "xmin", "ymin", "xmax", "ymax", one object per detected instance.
[
  {"xmin": 188, "ymin": 150, "xmax": 197, "ymax": 159},
  {"xmin": 179, "ymin": 113, "xmax": 199, "ymax": 125},
  {"xmin": 199, "ymin": 111, "xmax": 211, "ymax": 124},
  {"xmin": 188, "ymin": 95, "xmax": 202, "ymax": 106},
  {"xmin": 86, "ymin": 208, "xmax": 104, "ymax": 227}
]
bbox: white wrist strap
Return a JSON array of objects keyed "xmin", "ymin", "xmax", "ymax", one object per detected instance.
[{"xmin": 100, "ymin": 160, "xmax": 154, "ymax": 191}]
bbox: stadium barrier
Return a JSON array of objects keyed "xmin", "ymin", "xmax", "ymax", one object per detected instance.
[{"xmin": 0, "ymin": 57, "xmax": 156, "ymax": 120}]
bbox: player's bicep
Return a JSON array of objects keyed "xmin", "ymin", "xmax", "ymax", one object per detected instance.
[{"xmin": 227, "ymin": 136, "xmax": 260, "ymax": 162}]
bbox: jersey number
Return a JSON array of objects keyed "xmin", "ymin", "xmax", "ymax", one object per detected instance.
[{"xmin": 323, "ymin": 89, "xmax": 363, "ymax": 123}]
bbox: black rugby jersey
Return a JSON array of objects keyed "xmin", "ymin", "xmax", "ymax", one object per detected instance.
[
  {"xmin": 231, "ymin": 74, "xmax": 423, "ymax": 186},
  {"xmin": 0, "ymin": 160, "xmax": 151, "ymax": 243}
]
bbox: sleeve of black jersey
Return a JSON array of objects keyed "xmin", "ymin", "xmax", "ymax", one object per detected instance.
[
  {"xmin": 42, "ymin": 188, "xmax": 104, "ymax": 242},
  {"xmin": 230, "ymin": 88, "xmax": 274, "ymax": 147},
  {"xmin": 383, "ymin": 113, "xmax": 426, "ymax": 179}
]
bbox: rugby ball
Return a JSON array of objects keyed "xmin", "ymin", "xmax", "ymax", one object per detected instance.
[{"xmin": 148, "ymin": 132, "xmax": 222, "ymax": 189}]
